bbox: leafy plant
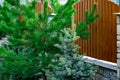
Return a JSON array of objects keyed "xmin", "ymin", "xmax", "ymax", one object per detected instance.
[{"xmin": 0, "ymin": 0, "xmax": 98, "ymax": 80}]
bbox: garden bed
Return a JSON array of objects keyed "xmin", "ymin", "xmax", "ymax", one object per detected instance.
[{"xmin": 84, "ymin": 56, "xmax": 117, "ymax": 80}]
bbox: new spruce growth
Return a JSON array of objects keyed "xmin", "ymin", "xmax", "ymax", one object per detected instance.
[{"xmin": 54, "ymin": 27, "xmax": 79, "ymax": 55}]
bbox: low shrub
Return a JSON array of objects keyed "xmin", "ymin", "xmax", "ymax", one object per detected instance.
[{"xmin": 46, "ymin": 27, "xmax": 98, "ymax": 80}]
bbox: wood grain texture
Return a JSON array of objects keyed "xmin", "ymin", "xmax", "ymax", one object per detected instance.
[{"xmin": 73, "ymin": 0, "xmax": 120, "ymax": 62}]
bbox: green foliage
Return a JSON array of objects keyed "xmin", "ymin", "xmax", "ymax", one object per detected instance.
[
  {"xmin": 0, "ymin": 0, "xmax": 98, "ymax": 80},
  {"xmin": 54, "ymin": 27, "xmax": 80, "ymax": 55},
  {"xmin": 46, "ymin": 27, "xmax": 98, "ymax": 80},
  {"xmin": 46, "ymin": 54, "xmax": 98, "ymax": 80},
  {"xmin": 76, "ymin": 3, "xmax": 99, "ymax": 40},
  {"xmin": 0, "ymin": 0, "xmax": 80, "ymax": 79},
  {"xmin": 85, "ymin": 3, "xmax": 99, "ymax": 25},
  {"xmin": 0, "ymin": 47, "xmax": 39, "ymax": 80}
]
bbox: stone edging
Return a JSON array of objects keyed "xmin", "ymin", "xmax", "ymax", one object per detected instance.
[{"xmin": 83, "ymin": 56, "xmax": 117, "ymax": 70}]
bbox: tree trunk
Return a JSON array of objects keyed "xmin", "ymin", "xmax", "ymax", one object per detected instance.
[{"xmin": 42, "ymin": 71, "xmax": 47, "ymax": 80}]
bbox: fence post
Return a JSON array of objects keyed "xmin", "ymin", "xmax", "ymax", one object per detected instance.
[{"xmin": 115, "ymin": 13, "xmax": 120, "ymax": 80}]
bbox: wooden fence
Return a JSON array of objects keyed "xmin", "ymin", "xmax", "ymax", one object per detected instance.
[
  {"xmin": 36, "ymin": 0, "xmax": 120, "ymax": 62},
  {"xmin": 74, "ymin": 0, "xmax": 120, "ymax": 62}
]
